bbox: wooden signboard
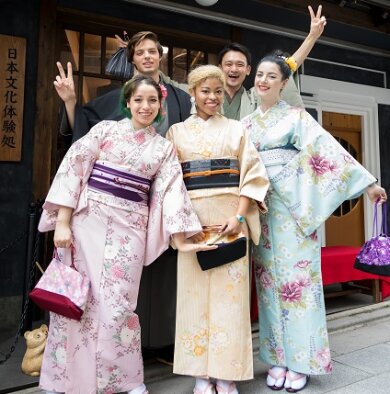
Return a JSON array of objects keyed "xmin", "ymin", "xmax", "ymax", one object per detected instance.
[{"xmin": 0, "ymin": 34, "xmax": 26, "ymax": 161}]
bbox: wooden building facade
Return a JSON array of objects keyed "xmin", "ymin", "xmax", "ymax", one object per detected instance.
[{"xmin": 0, "ymin": 0, "xmax": 389, "ymax": 334}]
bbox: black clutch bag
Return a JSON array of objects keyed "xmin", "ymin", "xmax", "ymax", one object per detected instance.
[{"xmin": 196, "ymin": 225, "xmax": 247, "ymax": 271}]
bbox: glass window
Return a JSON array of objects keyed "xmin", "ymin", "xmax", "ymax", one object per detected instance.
[
  {"xmin": 60, "ymin": 30, "xmax": 80, "ymax": 71},
  {"xmin": 173, "ymin": 47, "xmax": 188, "ymax": 83},
  {"xmin": 84, "ymin": 34, "xmax": 102, "ymax": 74},
  {"xmin": 160, "ymin": 46, "xmax": 169, "ymax": 76},
  {"xmin": 81, "ymin": 77, "xmax": 121, "ymax": 104},
  {"xmin": 190, "ymin": 50, "xmax": 205, "ymax": 70}
]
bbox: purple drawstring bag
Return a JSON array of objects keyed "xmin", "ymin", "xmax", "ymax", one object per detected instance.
[{"xmin": 354, "ymin": 202, "xmax": 390, "ymax": 276}]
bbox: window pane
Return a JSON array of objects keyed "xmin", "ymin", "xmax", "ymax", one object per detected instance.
[
  {"xmin": 60, "ymin": 30, "xmax": 80, "ymax": 71},
  {"xmin": 172, "ymin": 48, "xmax": 187, "ymax": 83},
  {"xmin": 81, "ymin": 77, "xmax": 121, "ymax": 104},
  {"xmin": 190, "ymin": 50, "xmax": 205, "ymax": 70},
  {"xmin": 208, "ymin": 53, "xmax": 218, "ymax": 66},
  {"xmin": 160, "ymin": 46, "xmax": 169, "ymax": 76},
  {"xmin": 84, "ymin": 34, "xmax": 102, "ymax": 74}
]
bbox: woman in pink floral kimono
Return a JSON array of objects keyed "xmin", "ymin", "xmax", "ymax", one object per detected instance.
[
  {"xmin": 242, "ymin": 51, "xmax": 387, "ymax": 393},
  {"xmin": 38, "ymin": 75, "xmax": 214, "ymax": 394}
]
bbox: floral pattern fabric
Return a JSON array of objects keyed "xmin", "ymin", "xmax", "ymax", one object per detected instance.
[
  {"xmin": 242, "ymin": 101, "xmax": 375, "ymax": 375},
  {"xmin": 38, "ymin": 118, "xmax": 201, "ymax": 394},
  {"xmin": 167, "ymin": 114, "xmax": 269, "ymax": 381}
]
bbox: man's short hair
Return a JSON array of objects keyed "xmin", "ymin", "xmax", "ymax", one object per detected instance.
[
  {"xmin": 127, "ymin": 31, "xmax": 164, "ymax": 62},
  {"xmin": 218, "ymin": 42, "xmax": 252, "ymax": 67}
]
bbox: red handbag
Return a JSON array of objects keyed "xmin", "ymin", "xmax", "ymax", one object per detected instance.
[{"xmin": 29, "ymin": 248, "xmax": 90, "ymax": 321}]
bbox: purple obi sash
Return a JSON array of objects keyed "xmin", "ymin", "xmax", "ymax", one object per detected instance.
[{"xmin": 88, "ymin": 162, "xmax": 150, "ymax": 205}]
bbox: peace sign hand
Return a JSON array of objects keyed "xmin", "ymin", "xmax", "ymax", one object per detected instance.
[
  {"xmin": 308, "ymin": 5, "xmax": 327, "ymax": 39},
  {"xmin": 53, "ymin": 61, "xmax": 77, "ymax": 104}
]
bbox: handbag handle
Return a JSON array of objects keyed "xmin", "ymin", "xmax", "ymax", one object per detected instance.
[
  {"xmin": 53, "ymin": 246, "xmax": 78, "ymax": 271},
  {"xmin": 382, "ymin": 201, "xmax": 388, "ymax": 235},
  {"xmin": 372, "ymin": 201, "xmax": 388, "ymax": 237}
]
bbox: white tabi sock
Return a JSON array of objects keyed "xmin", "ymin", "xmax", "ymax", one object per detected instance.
[
  {"xmin": 127, "ymin": 383, "xmax": 147, "ymax": 394},
  {"xmin": 216, "ymin": 379, "xmax": 238, "ymax": 394},
  {"xmin": 195, "ymin": 377, "xmax": 212, "ymax": 390}
]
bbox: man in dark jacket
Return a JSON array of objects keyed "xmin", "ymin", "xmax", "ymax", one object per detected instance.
[{"xmin": 54, "ymin": 31, "xmax": 191, "ymax": 363}]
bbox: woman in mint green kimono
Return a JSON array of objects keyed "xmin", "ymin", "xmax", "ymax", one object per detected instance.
[{"xmin": 242, "ymin": 51, "xmax": 387, "ymax": 393}]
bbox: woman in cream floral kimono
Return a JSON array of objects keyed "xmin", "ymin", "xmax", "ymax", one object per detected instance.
[
  {"xmin": 242, "ymin": 51, "xmax": 387, "ymax": 393},
  {"xmin": 167, "ymin": 65, "xmax": 269, "ymax": 394},
  {"xmin": 38, "ymin": 75, "xmax": 214, "ymax": 394}
]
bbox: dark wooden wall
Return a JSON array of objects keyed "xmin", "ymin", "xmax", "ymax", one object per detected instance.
[{"xmin": 0, "ymin": 0, "xmax": 40, "ymax": 300}]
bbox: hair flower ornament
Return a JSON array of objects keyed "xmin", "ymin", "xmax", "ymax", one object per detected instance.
[
  {"xmin": 284, "ymin": 56, "xmax": 297, "ymax": 72},
  {"xmin": 159, "ymin": 84, "xmax": 168, "ymax": 99}
]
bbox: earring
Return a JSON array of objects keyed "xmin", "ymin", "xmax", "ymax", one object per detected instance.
[{"xmin": 190, "ymin": 96, "xmax": 197, "ymax": 115}]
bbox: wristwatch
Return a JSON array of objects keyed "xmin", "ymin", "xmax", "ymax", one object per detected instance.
[{"xmin": 235, "ymin": 214, "xmax": 245, "ymax": 223}]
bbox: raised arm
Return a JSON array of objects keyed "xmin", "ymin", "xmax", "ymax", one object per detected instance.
[
  {"xmin": 292, "ymin": 5, "xmax": 327, "ymax": 68},
  {"xmin": 54, "ymin": 61, "xmax": 77, "ymax": 130}
]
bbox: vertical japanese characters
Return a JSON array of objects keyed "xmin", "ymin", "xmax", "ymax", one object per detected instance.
[{"xmin": 0, "ymin": 34, "xmax": 26, "ymax": 161}]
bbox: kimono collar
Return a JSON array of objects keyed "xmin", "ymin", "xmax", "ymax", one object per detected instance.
[
  {"xmin": 121, "ymin": 118, "xmax": 156, "ymax": 136},
  {"xmin": 189, "ymin": 112, "xmax": 224, "ymax": 124}
]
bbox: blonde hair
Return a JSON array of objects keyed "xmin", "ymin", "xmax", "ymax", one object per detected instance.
[{"xmin": 187, "ymin": 65, "xmax": 226, "ymax": 93}]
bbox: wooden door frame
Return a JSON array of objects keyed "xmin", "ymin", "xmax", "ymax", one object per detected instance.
[{"xmin": 300, "ymin": 74, "xmax": 390, "ymax": 243}]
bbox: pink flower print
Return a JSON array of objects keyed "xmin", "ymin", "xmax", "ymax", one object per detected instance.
[
  {"xmin": 134, "ymin": 131, "xmax": 146, "ymax": 145},
  {"xmin": 126, "ymin": 315, "xmax": 139, "ymax": 330},
  {"xmin": 316, "ymin": 348, "xmax": 331, "ymax": 367},
  {"xmin": 296, "ymin": 274, "xmax": 311, "ymax": 288},
  {"xmin": 119, "ymin": 236, "xmax": 127, "ymax": 246},
  {"xmin": 262, "ymin": 224, "xmax": 269, "ymax": 236},
  {"xmin": 280, "ymin": 282, "xmax": 302, "ymax": 302},
  {"xmin": 328, "ymin": 161, "xmax": 339, "ymax": 174},
  {"xmin": 294, "ymin": 260, "xmax": 311, "ymax": 269},
  {"xmin": 324, "ymin": 362, "xmax": 333, "ymax": 373},
  {"xmin": 309, "ymin": 232, "xmax": 318, "ymax": 241},
  {"xmin": 343, "ymin": 154, "xmax": 354, "ymax": 164},
  {"xmin": 111, "ymin": 265, "xmax": 125, "ymax": 279},
  {"xmin": 260, "ymin": 271, "xmax": 274, "ymax": 289},
  {"xmin": 276, "ymin": 347, "xmax": 284, "ymax": 362},
  {"xmin": 100, "ymin": 140, "xmax": 113, "ymax": 152},
  {"xmin": 309, "ymin": 155, "xmax": 330, "ymax": 176},
  {"xmin": 254, "ymin": 265, "xmax": 265, "ymax": 280}
]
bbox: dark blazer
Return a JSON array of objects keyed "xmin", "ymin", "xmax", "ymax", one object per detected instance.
[{"xmin": 62, "ymin": 83, "xmax": 191, "ymax": 143}]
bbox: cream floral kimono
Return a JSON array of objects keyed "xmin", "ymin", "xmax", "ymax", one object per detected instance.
[{"xmin": 167, "ymin": 114, "xmax": 269, "ymax": 381}]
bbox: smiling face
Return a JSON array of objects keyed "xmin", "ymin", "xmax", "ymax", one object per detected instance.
[
  {"xmin": 132, "ymin": 38, "xmax": 161, "ymax": 78},
  {"xmin": 126, "ymin": 82, "xmax": 160, "ymax": 129},
  {"xmin": 255, "ymin": 61, "xmax": 288, "ymax": 103},
  {"xmin": 192, "ymin": 77, "xmax": 224, "ymax": 120},
  {"xmin": 220, "ymin": 50, "xmax": 251, "ymax": 94}
]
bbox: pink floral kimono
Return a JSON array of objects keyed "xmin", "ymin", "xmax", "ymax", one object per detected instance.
[{"xmin": 38, "ymin": 118, "xmax": 201, "ymax": 394}]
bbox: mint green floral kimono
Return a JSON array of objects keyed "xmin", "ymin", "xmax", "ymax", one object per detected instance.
[{"xmin": 242, "ymin": 101, "xmax": 376, "ymax": 375}]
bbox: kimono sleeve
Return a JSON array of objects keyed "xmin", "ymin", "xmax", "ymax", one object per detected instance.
[
  {"xmin": 144, "ymin": 141, "xmax": 202, "ymax": 266},
  {"xmin": 271, "ymin": 109, "xmax": 376, "ymax": 236},
  {"xmin": 237, "ymin": 124, "xmax": 270, "ymax": 244},
  {"xmin": 38, "ymin": 121, "xmax": 105, "ymax": 232},
  {"xmin": 238, "ymin": 124, "xmax": 269, "ymax": 204}
]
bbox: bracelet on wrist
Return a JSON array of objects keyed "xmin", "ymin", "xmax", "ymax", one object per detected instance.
[{"xmin": 235, "ymin": 214, "xmax": 245, "ymax": 223}]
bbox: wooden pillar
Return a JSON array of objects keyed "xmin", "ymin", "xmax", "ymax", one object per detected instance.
[{"xmin": 32, "ymin": 0, "xmax": 57, "ymax": 200}]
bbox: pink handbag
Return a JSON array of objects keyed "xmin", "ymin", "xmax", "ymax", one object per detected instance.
[{"xmin": 29, "ymin": 247, "xmax": 90, "ymax": 321}]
